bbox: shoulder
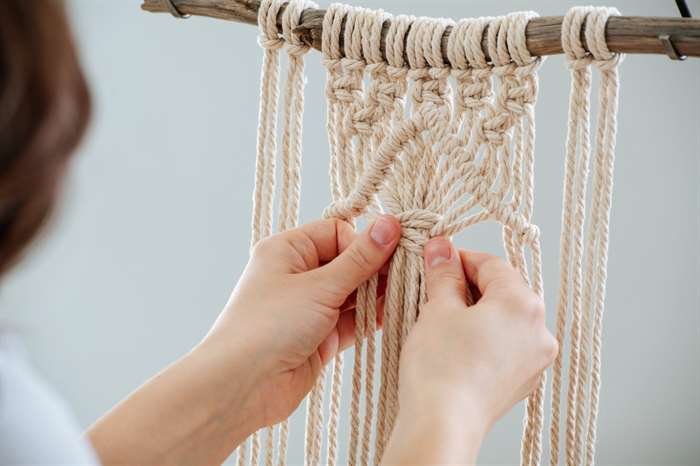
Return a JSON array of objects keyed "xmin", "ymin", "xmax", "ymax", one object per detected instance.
[{"xmin": 0, "ymin": 335, "xmax": 101, "ymax": 465}]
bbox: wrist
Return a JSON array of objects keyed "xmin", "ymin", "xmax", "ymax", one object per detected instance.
[
  {"xmin": 384, "ymin": 399, "xmax": 486, "ymax": 465},
  {"xmin": 88, "ymin": 339, "xmax": 266, "ymax": 466},
  {"xmin": 396, "ymin": 389, "xmax": 490, "ymax": 443},
  {"xmin": 188, "ymin": 336, "xmax": 268, "ymax": 437}
]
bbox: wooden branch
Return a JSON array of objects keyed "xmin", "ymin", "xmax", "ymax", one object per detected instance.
[{"xmin": 141, "ymin": 0, "xmax": 700, "ymax": 60}]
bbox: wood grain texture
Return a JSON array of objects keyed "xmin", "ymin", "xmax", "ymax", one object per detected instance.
[{"xmin": 141, "ymin": 0, "xmax": 700, "ymax": 60}]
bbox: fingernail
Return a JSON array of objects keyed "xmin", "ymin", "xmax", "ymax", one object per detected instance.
[
  {"xmin": 424, "ymin": 237, "xmax": 452, "ymax": 268},
  {"xmin": 370, "ymin": 215, "xmax": 399, "ymax": 246}
]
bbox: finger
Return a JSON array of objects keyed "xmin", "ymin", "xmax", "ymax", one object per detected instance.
[
  {"xmin": 314, "ymin": 215, "xmax": 401, "ymax": 297},
  {"xmin": 459, "ymin": 249, "xmax": 525, "ymax": 300},
  {"xmin": 339, "ymin": 290, "xmax": 358, "ymax": 312},
  {"xmin": 423, "ymin": 237, "xmax": 467, "ymax": 306},
  {"xmin": 317, "ymin": 329, "xmax": 339, "ymax": 366},
  {"xmin": 253, "ymin": 218, "xmax": 357, "ymax": 272}
]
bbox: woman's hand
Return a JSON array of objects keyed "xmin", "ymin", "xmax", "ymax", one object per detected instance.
[
  {"xmin": 382, "ymin": 237, "xmax": 558, "ymax": 465},
  {"xmin": 89, "ymin": 216, "xmax": 401, "ymax": 466},
  {"xmin": 203, "ymin": 215, "xmax": 402, "ymax": 429}
]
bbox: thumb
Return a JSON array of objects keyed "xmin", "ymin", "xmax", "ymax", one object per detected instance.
[
  {"xmin": 423, "ymin": 237, "xmax": 467, "ymax": 306},
  {"xmin": 317, "ymin": 215, "xmax": 401, "ymax": 298}
]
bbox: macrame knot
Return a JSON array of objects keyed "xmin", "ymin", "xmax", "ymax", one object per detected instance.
[
  {"xmin": 454, "ymin": 70, "xmax": 492, "ymax": 110},
  {"xmin": 497, "ymin": 206, "xmax": 540, "ymax": 245},
  {"xmin": 566, "ymin": 57, "xmax": 594, "ymax": 71},
  {"xmin": 478, "ymin": 110, "xmax": 512, "ymax": 146},
  {"xmin": 411, "ymin": 75, "xmax": 451, "ymax": 107},
  {"xmin": 259, "ymin": 37, "xmax": 285, "ymax": 51},
  {"xmin": 327, "ymin": 60, "xmax": 363, "ymax": 105},
  {"xmin": 504, "ymin": 80, "xmax": 537, "ymax": 115},
  {"xmin": 365, "ymin": 62, "xmax": 387, "ymax": 78},
  {"xmin": 323, "ymin": 199, "xmax": 359, "ymax": 223},
  {"xmin": 287, "ymin": 43, "xmax": 311, "ymax": 57},
  {"xmin": 258, "ymin": 0, "xmax": 285, "ymax": 49},
  {"xmin": 349, "ymin": 108, "xmax": 375, "ymax": 136},
  {"xmin": 395, "ymin": 209, "xmax": 442, "ymax": 255},
  {"xmin": 594, "ymin": 54, "xmax": 624, "ymax": 71}
]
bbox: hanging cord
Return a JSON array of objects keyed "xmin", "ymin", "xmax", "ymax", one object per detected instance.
[
  {"xmin": 244, "ymin": 1, "xmax": 314, "ymax": 466},
  {"xmin": 550, "ymin": 7, "xmax": 594, "ymax": 466},
  {"xmin": 551, "ymin": 7, "xmax": 623, "ymax": 466},
  {"xmin": 578, "ymin": 8, "xmax": 622, "ymax": 466},
  {"xmin": 242, "ymin": 1, "xmax": 285, "ymax": 464},
  {"xmin": 272, "ymin": 3, "xmax": 317, "ymax": 464}
]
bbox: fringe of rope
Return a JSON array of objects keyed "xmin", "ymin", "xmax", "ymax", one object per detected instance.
[
  {"xmin": 238, "ymin": 1, "xmax": 314, "ymax": 466},
  {"xmin": 549, "ymin": 7, "xmax": 622, "ymax": 466}
]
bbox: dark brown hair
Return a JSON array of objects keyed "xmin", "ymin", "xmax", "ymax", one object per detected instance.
[{"xmin": 0, "ymin": 0, "xmax": 91, "ymax": 274}]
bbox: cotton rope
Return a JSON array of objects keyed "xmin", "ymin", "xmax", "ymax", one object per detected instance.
[
  {"xmin": 237, "ymin": 1, "xmax": 315, "ymax": 466},
  {"xmin": 549, "ymin": 7, "xmax": 623, "ymax": 466},
  {"xmin": 245, "ymin": 2, "xmax": 622, "ymax": 466}
]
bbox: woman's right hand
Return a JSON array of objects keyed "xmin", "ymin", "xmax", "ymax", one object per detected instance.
[{"xmin": 385, "ymin": 237, "xmax": 558, "ymax": 463}]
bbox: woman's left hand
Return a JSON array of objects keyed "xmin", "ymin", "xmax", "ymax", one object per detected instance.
[
  {"xmin": 203, "ymin": 215, "xmax": 401, "ymax": 430},
  {"xmin": 89, "ymin": 216, "xmax": 400, "ymax": 466}
]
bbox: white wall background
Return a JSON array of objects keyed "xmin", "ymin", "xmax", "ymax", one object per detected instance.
[{"xmin": 1, "ymin": 0, "xmax": 698, "ymax": 464}]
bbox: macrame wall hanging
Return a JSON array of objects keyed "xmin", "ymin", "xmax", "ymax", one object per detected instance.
[{"xmin": 244, "ymin": 2, "xmax": 623, "ymax": 465}]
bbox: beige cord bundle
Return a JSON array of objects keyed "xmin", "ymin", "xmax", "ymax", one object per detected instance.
[
  {"xmin": 315, "ymin": 5, "xmax": 546, "ymax": 465},
  {"xmin": 241, "ymin": 2, "xmax": 622, "ymax": 466},
  {"xmin": 549, "ymin": 7, "xmax": 622, "ymax": 466},
  {"xmin": 239, "ymin": 1, "xmax": 315, "ymax": 465}
]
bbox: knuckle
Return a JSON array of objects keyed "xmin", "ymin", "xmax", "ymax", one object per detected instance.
[
  {"xmin": 433, "ymin": 267, "xmax": 465, "ymax": 287},
  {"xmin": 286, "ymin": 232, "xmax": 319, "ymax": 270},
  {"xmin": 508, "ymin": 288, "xmax": 545, "ymax": 322},
  {"xmin": 542, "ymin": 332, "xmax": 559, "ymax": 364},
  {"xmin": 481, "ymin": 255, "xmax": 504, "ymax": 278},
  {"xmin": 251, "ymin": 235, "xmax": 277, "ymax": 259},
  {"xmin": 526, "ymin": 293, "xmax": 546, "ymax": 320},
  {"xmin": 347, "ymin": 244, "xmax": 374, "ymax": 271}
]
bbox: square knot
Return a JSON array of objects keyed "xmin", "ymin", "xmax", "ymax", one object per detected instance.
[
  {"xmin": 477, "ymin": 112, "xmax": 512, "ymax": 145},
  {"xmin": 396, "ymin": 209, "xmax": 442, "ymax": 255}
]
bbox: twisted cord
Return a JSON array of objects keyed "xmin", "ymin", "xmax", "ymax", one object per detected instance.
[
  {"xmin": 561, "ymin": 8, "xmax": 599, "ymax": 466},
  {"xmin": 273, "ymin": 3, "xmax": 316, "ymax": 464},
  {"xmin": 551, "ymin": 7, "xmax": 622, "ymax": 466},
  {"xmin": 360, "ymin": 274, "xmax": 379, "ymax": 466},
  {"xmin": 243, "ymin": 1, "xmax": 285, "ymax": 463},
  {"xmin": 347, "ymin": 276, "xmax": 368, "ymax": 466},
  {"xmin": 549, "ymin": 7, "xmax": 593, "ymax": 466},
  {"xmin": 582, "ymin": 8, "xmax": 622, "ymax": 466},
  {"xmin": 246, "ymin": 1, "xmax": 315, "ymax": 465}
]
